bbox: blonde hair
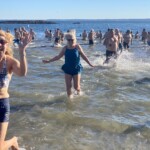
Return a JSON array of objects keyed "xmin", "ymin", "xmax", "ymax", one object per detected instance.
[
  {"xmin": 65, "ymin": 30, "xmax": 77, "ymax": 44},
  {"xmin": 0, "ymin": 30, "xmax": 14, "ymax": 56}
]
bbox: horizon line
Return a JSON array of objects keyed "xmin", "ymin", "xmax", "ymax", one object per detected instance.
[{"xmin": 0, "ymin": 18, "xmax": 150, "ymax": 21}]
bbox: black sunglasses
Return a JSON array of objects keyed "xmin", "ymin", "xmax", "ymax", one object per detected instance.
[
  {"xmin": 67, "ymin": 39, "xmax": 74, "ymax": 42},
  {"xmin": 0, "ymin": 39, "xmax": 7, "ymax": 45}
]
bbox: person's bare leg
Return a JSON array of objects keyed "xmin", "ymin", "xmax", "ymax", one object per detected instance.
[
  {"xmin": 65, "ymin": 74, "xmax": 73, "ymax": 98},
  {"xmin": 73, "ymin": 74, "xmax": 81, "ymax": 95},
  {"xmin": 11, "ymin": 137, "xmax": 19, "ymax": 150},
  {"xmin": 0, "ymin": 122, "xmax": 19, "ymax": 150}
]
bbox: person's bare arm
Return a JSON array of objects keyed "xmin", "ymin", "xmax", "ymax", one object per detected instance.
[
  {"xmin": 42, "ymin": 46, "xmax": 66, "ymax": 63},
  {"xmin": 12, "ymin": 33, "xmax": 32, "ymax": 76},
  {"xmin": 77, "ymin": 44, "xmax": 94, "ymax": 67}
]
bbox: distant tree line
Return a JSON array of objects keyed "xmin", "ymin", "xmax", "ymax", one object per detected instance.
[{"xmin": 0, "ymin": 20, "xmax": 57, "ymax": 24}]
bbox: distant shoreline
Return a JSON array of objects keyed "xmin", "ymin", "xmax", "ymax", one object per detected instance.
[
  {"xmin": 0, "ymin": 20, "xmax": 57, "ymax": 24},
  {"xmin": 0, "ymin": 19, "xmax": 150, "ymax": 24}
]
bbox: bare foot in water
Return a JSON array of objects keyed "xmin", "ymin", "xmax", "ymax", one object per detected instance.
[
  {"xmin": 11, "ymin": 137, "xmax": 19, "ymax": 150},
  {"xmin": 69, "ymin": 94, "xmax": 74, "ymax": 99},
  {"xmin": 77, "ymin": 91, "xmax": 81, "ymax": 95}
]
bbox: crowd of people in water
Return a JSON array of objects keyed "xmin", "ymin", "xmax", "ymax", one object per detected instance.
[
  {"xmin": 44, "ymin": 27, "xmax": 150, "ymax": 63},
  {"xmin": 0, "ymin": 25, "xmax": 150, "ymax": 149},
  {"xmin": 1, "ymin": 26, "xmax": 150, "ymax": 98},
  {"xmin": 3, "ymin": 26, "xmax": 150, "ymax": 50}
]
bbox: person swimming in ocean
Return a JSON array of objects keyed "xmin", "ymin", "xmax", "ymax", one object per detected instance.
[
  {"xmin": 13, "ymin": 28, "xmax": 21, "ymax": 46},
  {"xmin": 115, "ymin": 28, "xmax": 123, "ymax": 52},
  {"xmin": 147, "ymin": 31, "xmax": 150, "ymax": 46},
  {"xmin": 88, "ymin": 29, "xmax": 95, "ymax": 45},
  {"xmin": 103, "ymin": 29, "xmax": 118, "ymax": 64},
  {"xmin": 29, "ymin": 28, "xmax": 36, "ymax": 40},
  {"xmin": 82, "ymin": 30, "xmax": 88, "ymax": 41},
  {"xmin": 141, "ymin": 28, "xmax": 148, "ymax": 44},
  {"xmin": 42, "ymin": 31, "xmax": 94, "ymax": 99},
  {"xmin": 123, "ymin": 30, "xmax": 132, "ymax": 50}
]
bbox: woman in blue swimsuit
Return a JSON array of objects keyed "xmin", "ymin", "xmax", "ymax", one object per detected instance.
[
  {"xmin": 0, "ymin": 30, "xmax": 31, "ymax": 150},
  {"xmin": 43, "ymin": 32, "xmax": 94, "ymax": 99}
]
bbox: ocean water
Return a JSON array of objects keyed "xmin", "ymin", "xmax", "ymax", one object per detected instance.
[{"xmin": 1, "ymin": 19, "xmax": 150, "ymax": 150}]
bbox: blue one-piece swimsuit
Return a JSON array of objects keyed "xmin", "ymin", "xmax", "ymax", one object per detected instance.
[{"xmin": 62, "ymin": 47, "xmax": 83, "ymax": 76}]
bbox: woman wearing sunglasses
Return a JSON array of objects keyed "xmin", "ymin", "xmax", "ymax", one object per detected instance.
[
  {"xmin": 0, "ymin": 30, "xmax": 31, "ymax": 150},
  {"xmin": 43, "ymin": 32, "xmax": 94, "ymax": 99}
]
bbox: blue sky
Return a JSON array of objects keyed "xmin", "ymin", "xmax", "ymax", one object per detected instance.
[{"xmin": 1, "ymin": 0, "xmax": 150, "ymax": 20}]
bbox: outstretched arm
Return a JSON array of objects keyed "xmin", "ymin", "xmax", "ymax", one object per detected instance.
[
  {"xmin": 42, "ymin": 46, "xmax": 66, "ymax": 63},
  {"xmin": 12, "ymin": 33, "xmax": 32, "ymax": 76},
  {"xmin": 77, "ymin": 44, "xmax": 94, "ymax": 67}
]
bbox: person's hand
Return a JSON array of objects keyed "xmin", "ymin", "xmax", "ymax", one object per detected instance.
[
  {"xmin": 90, "ymin": 64, "xmax": 95, "ymax": 67},
  {"xmin": 42, "ymin": 59, "xmax": 50, "ymax": 64},
  {"xmin": 19, "ymin": 33, "xmax": 32, "ymax": 51}
]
